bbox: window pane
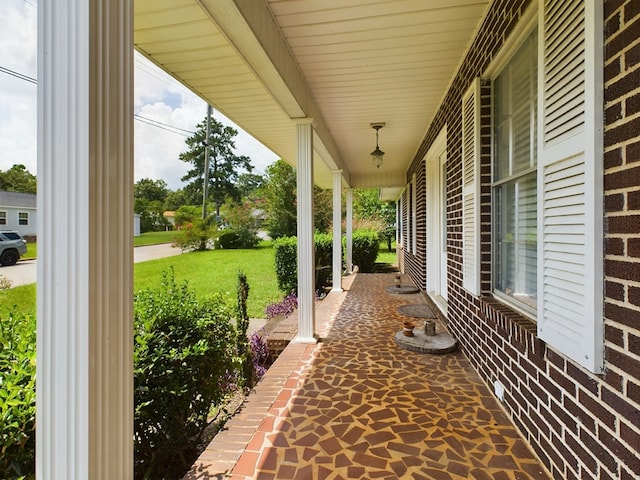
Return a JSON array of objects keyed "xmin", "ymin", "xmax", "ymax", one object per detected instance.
[
  {"xmin": 492, "ymin": 29, "xmax": 538, "ymax": 313},
  {"xmin": 493, "ymin": 32, "xmax": 538, "ymax": 181},
  {"xmin": 494, "ymin": 172, "xmax": 537, "ymax": 308},
  {"xmin": 0, "ymin": 211, "xmax": 6, "ymax": 225}
]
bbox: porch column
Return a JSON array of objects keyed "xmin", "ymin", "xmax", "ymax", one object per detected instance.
[
  {"xmin": 37, "ymin": 1, "xmax": 134, "ymax": 479},
  {"xmin": 294, "ymin": 120, "xmax": 316, "ymax": 343},
  {"xmin": 331, "ymin": 170, "xmax": 343, "ymax": 292},
  {"xmin": 346, "ymin": 188, "xmax": 353, "ymax": 274}
]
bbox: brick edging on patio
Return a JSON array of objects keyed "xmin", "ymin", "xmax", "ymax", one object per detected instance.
[{"xmin": 182, "ymin": 276, "xmax": 353, "ymax": 479}]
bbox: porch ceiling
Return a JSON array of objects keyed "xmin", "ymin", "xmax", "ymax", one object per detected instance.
[{"xmin": 134, "ymin": 0, "xmax": 489, "ymax": 192}]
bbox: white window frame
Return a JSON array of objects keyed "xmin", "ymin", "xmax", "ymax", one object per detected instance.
[
  {"xmin": 18, "ymin": 211, "xmax": 30, "ymax": 226},
  {"xmin": 0, "ymin": 211, "xmax": 6, "ymax": 225}
]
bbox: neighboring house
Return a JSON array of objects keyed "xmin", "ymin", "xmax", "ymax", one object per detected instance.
[
  {"xmin": 163, "ymin": 210, "xmax": 176, "ymax": 230},
  {"xmin": 0, "ymin": 190, "xmax": 37, "ymax": 237}
]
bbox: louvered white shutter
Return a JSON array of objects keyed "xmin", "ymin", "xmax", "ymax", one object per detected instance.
[
  {"xmin": 462, "ymin": 78, "xmax": 481, "ymax": 295},
  {"xmin": 537, "ymin": 0, "xmax": 603, "ymax": 373}
]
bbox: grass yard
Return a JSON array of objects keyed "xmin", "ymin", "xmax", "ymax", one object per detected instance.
[
  {"xmin": 133, "ymin": 230, "xmax": 179, "ymax": 247},
  {"xmin": 377, "ymin": 241, "xmax": 397, "ymax": 266},
  {"xmin": 1, "ymin": 238, "xmax": 399, "ymax": 319},
  {"xmin": 134, "ymin": 243, "xmax": 282, "ymax": 319},
  {"xmin": 0, "ymin": 283, "xmax": 36, "ymax": 318}
]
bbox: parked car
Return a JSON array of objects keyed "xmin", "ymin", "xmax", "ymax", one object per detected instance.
[{"xmin": 0, "ymin": 231, "xmax": 28, "ymax": 266}]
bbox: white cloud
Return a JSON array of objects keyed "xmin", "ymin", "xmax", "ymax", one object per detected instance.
[
  {"xmin": 0, "ymin": 3, "xmax": 278, "ymax": 191},
  {"xmin": 0, "ymin": 0, "xmax": 37, "ymax": 174}
]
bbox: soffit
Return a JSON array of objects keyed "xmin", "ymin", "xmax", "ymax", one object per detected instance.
[{"xmin": 134, "ymin": 0, "xmax": 489, "ymax": 189}]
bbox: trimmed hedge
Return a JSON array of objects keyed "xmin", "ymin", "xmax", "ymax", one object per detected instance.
[
  {"xmin": 351, "ymin": 230, "xmax": 379, "ymax": 273},
  {"xmin": 0, "ymin": 312, "xmax": 36, "ymax": 479},
  {"xmin": 274, "ymin": 230, "xmax": 381, "ymax": 293},
  {"xmin": 274, "ymin": 234, "xmax": 333, "ymax": 294},
  {"xmin": 273, "ymin": 236, "xmax": 298, "ymax": 293}
]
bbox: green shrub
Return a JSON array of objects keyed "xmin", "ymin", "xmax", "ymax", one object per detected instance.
[
  {"xmin": 173, "ymin": 218, "xmax": 218, "ymax": 251},
  {"xmin": 351, "ymin": 230, "xmax": 380, "ymax": 273},
  {"xmin": 218, "ymin": 229, "xmax": 260, "ymax": 249},
  {"xmin": 133, "ymin": 269, "xmax": 238, "ymax": 479},
  {"xmin": 273, "ymin": 236, "xmax": 298, "ymax": 293},
  {"xmin": 0, "ymin": 312, "xmax": 36, "ymax": 479},
  {"xmin": 220, "ymin": 201, "xmax": 261, "ymax": 249},
  {"xmin": 273, "ymin": 235, "xmax": 334, "ymax": 294},
  {"xmin": 235, "ymin": 271, "xmax": 254, "ymax": 389},
  {"xmin": 314, "ymin": 233, "xmax": 333, "ymax": 292}
]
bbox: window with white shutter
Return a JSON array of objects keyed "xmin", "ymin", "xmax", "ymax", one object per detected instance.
[
  {"xmin": 411, "ymin": 174, "xmax": 417, "ymax": 255},
  {"xmin": 462, "ymin": 78, "xmax": 481, "ymax": 295},
  {"xmin": 537, "ymin": 0, "xmax": 603, "ymax": 373}
]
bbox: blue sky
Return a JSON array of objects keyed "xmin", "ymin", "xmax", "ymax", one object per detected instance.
[{"xmin": 0, "ymin": 0, "xmax": 278, "ymax": 190}]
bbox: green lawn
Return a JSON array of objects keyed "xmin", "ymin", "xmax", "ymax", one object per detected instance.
[
  {"xmin": 0, "ymin": 283, "xmax": 36, "ymax": 317},
  {"xmin": 134, "ymin": 230, "xmax": 180, "ymax": 247},
  {"xmin": 1, "ymin": 239, "xmax": 398, "ymax": 319},
  {"xmin": 134, "ymin": 243, "xmax": 282, "ymax": 319},
  {"xmin": 23, "ymin": 242, "xmax": 36, "ymax": 259},
  {"xmin": 376, "ymin": 241, "xmax": 397, "ymax": 265}
]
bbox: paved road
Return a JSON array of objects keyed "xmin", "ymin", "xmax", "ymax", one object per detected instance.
[{"xmin": 0, "ymin": 243, "xmax": 182, "ymax": 288}]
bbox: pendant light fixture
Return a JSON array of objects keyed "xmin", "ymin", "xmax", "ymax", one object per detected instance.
[{"xmin": 370, "ymin": 122, "xmax": 385, "ymax": 168}]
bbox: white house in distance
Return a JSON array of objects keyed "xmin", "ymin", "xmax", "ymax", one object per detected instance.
[{"xmin": 0, "ymin": 190, "xmax": 37, "ymax": 238}]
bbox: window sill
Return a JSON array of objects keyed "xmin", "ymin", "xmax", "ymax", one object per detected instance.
[{"xmin": 479, "ymin": 295, "xmax": 537, "ymax": 337}]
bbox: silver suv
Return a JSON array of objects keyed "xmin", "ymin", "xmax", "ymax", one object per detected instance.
[{"xmin": 0, "ymin": 231, "xmax": 28, "ymax": 266}]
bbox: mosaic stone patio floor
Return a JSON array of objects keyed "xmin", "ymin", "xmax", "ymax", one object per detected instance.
[{"xmin": 185, "ymin": 273, "xmax": 550, "ymax": 480}]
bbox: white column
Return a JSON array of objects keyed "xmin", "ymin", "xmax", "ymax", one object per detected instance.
[
  {"xmin": 331, "ymin": 170, "xmax": 343, "ymax": 292},
  {"xmin": 346, "ymin": 189, "xmax": 353, "ymax": 274},
  {"xmin": 37, "ymin": 1, "xmax": 134, "ymax": 479},
  {"xmin": 294, "ymin": 120, "xmax": 316, "ymax": 343}
]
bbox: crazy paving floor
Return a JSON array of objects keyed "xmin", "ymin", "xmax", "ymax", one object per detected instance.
[{"xmin": 185, "ymin": 273, "xmax": 551, "ymax": 480}]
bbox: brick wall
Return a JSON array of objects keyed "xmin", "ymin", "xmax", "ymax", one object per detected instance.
[{"xmin": 400, "ymin": 1, "xmax": 640, "ymax": 479}]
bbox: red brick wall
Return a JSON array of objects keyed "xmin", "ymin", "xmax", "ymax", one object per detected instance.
[{"xmin": 401, "ymin": 1, "xmax": 640, "ymax": 479}]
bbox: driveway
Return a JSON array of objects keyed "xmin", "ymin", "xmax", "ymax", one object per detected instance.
[{"xmin": 0, "ymin": 243, "xmax": 182, "ymax": 288}]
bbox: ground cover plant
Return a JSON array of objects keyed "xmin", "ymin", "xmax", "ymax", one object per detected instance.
[{"xmin": 0, "ymin": 312, "xmax": 36, "ymax": 478}]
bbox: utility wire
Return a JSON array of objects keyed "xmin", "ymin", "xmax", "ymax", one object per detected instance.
[
  {"xmin": 0, "ymin": 65, "xmax": 36, "ymax": 84},
  {"xmin": 0, "ymin": 63, "xmax": 195, "ymax": 138},
  {"xmin": 134, "ymin": 114, "xmax": 194, "ymax": 137}
]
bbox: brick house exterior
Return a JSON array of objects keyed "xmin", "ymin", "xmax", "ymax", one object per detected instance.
[{"xmin": 398, "ymin": 1, "xmax": 640, "ymax": 479}]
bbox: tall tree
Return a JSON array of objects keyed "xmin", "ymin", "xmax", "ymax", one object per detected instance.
[
  {"xmin": 179, "ymin": 115, "xmax": 253, "ymax": 219},
  {"xmin": 134, "ymin": 178, "xmax": 169, "ymax": 232},
  {"xmin": 134, "ymin": 178, "xmax": 168, "ymax": 203},
  {"xmin": 263, "ymin": 160, "xmax": 297, "ymax": 240},
  {"xmin": 353, "ymin": 188, "xmax": 396, "ymax": 251},
  {"xmin": 237, "ymin": 172, "xmax": 265, "ymax": 199},
  {"xmin": 262, "ymin": 160, "xmax": 335, "ymax": 239},
  {"xmin": 0, "ymin": 164, "xmax": 37, "ymax": 193}
]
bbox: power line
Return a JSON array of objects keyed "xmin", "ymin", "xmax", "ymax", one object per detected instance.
[
  {"xmin": 133, "ymin": 114, "xmax": 193, "ymax": 137},
  {"xmin": 0, "ymin": 65, "xmax": 36, "ymax": 84}
]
